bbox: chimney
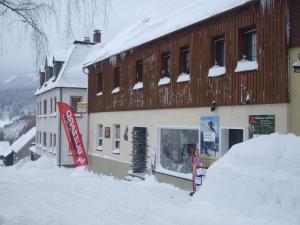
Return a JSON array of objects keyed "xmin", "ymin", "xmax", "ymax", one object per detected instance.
[
  {"xmin": 84, "ymin": 36, "xmax": 91, "ymax": 43},
  {"xmin": 93, "ymin": 29, "xmax": 101, "ymax": 43},
  {"xmin": 39, "ymin": 70, "xmax": 45, "ymax": 86}
]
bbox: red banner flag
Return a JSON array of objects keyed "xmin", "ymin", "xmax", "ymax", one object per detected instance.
[{"xmin": 57, "ymin": 102, "xmax": 88, "ymax": 167}]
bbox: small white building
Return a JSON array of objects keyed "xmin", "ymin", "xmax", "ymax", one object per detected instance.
[{"xmin": 35, "ymin": 32, "xmax": 102, "ymax": 166}]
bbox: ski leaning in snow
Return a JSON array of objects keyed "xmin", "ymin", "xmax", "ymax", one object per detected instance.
[
  {"xmin": 57, "ymin": 102, "xmax": 88, "ymax": 167},
  {"xmin": 190, "ymin": 149, "xmax": 206, "ymax": 196}
]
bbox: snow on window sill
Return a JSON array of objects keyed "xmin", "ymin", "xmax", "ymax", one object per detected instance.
[
  {"xmin": 96, "ymin": 92, "xmax": 103, "ymax": 96},
  {"xmin": 75, "ymin": 113, "xmax": 83, "ymax": 118},
  {"xmin": 176, "ymin": 73, "xmax": 190, "ymax": 83},
  {"xmin": 133, "ymin": 82, "xmax": 143, "ymax": 90},
  {"xmin": 235, "ymin": 59, "xmax": 258, "ymax": 73},
  {"xmin": 96, "ymin": 146, "xmax": 103, "ymax": 151},
  {"xmin": 158, "ymin": 76, "xmax": 170, "ymax": 86},
  {"xmin": 50, "ymin": 112, "xmax": 57, "ymax": 117},
  {"xmin": 112, "ymin": 149, "xmax": 120, "ymax": 154},
  {"xmin": 42, "ymin": 146, "xmax": 47, "ymax": 151},
  {"xmin": 111, "ymin": 87, "xmax": 120, "ymax": 94},
  {"xmin": 208, "ymin": 65, "xmax": 226, "ymax": 77}
]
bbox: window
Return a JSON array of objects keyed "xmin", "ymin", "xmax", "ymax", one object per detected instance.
[
  {"xmin": 243, "ymin": 29, "xmax": 256, "ymax": 61},
  {"xmin": 112, "ymin": 124, "xmax": 120, "ymax": 154},
  {"xmin": 50, "ymin": 133, "xmax": 52, "ymax": 148},
  {"xmin": 36, "ymin": 103, "xmax": 39, "ymax": 116},
  {"xmin": 54, "ymin": 97, "xmax": 57, "ymax": 112},
  {"xmin": 43, "ymin": 132, "xmax": 47, "ymax": 148},
  {"xmin": 97, "ymin": 73, "xmax": 103, "ymax": 94},
  {"xmin": 53, "ymin": 134, "xmax": 56, "ymax": 147},
  {"xmin": 161, "ymin": 52, "xmax": 171, "ymax": 78},
  {"xmin": 96, "ymin": 124, "xmax": 103, "ymax": 151},
  {"xmin": 43, "ymin": 100, "xmax": 47, "ymax": 115},
  {"xmin": 114, "ymin": 67, "xmax": 120, "ymax": 88},
  {"xmin": 158, "ymin": 128, "xmax": 199, "ymax": 175},
  {"xmin": 70, "ymin": 96, "xmax": 82, "ymax": 113},
  {"xmin": 214, "ymin": 37, "xmax": 225, "ymax": 66},
  {"xmin": 181, "ymin": 47, "xmax": 190, "ymax": 74},
  {"xmin": 50, "ymin": 98, "xmax": 53, "ymax": 114},
  {"xmin": 136, "ymin": 60, "xmax": 143, "ymax": 83},
  {"xmin": 39, "ymin": 101, "xmax": 42, "ymax": 115}
]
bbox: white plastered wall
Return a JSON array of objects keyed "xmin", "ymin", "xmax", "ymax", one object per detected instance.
[{"xmin": 88, "ymin": 103, "xmax": 289, "ymax": 168}]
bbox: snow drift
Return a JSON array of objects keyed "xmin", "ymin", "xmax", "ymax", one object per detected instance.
[{"xmin": 193, "ymin": 133, "xmax": 300, "ymax": 225}]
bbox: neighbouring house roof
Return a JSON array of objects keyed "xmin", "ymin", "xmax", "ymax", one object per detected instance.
[
  {"xmin": 0, "ymin": 141, "xmax": 10, "ymax": 157},
  {"xmin": 84, "ymin": 0, "xmax": 254, "ymax": 67},
  {"xmin": 9, "ymin": 127, "xmax": 36, "ymax": 154},
  {"xmin": 35, "ymin": 42, "xmax": 96, "ymax": 96}
]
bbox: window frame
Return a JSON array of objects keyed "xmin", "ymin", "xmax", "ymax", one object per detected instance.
[
  {"xmin": 112, "ymin": 124, "xmax": 121, "ymax": 154},
  {"xmin": 156, "ymin": 126, "xmax": 199, "ymax": 179},
  {"xmin": 97, "ymin": 72, "xmax": 103, "ymax": 94},
  {"xmin": 43, "ymin": 132, "xmax": 47, "ymax": 149},
  {"xmin": 136, "ymin": 60, "xmax": 143, "ymax": 83},
  {"xmin": 161, "ymin": 52, "xmax": 171, "ymax": 78},
  {"xmin": 43, "ymin": 100, "xmax": 47, "ymax": 115},
  {"xmin": 113, "ymin": 67, "xmax": 120, "ymax": 89},
  {"xmin": 214, "ymin": 37, "xmax": 225, "ymax": 67},
  {"xmin": 96, "ymin": 124, "xmax": 104, "ymax": 151},
  {"xmin": 180, "ymin": 46, "xmax": 190, "ymax": 74},
  {"xmin": 242, "ymin": 28, "xmax": 257, "ymax": 61},
  {"xmin": 70, "ymin": 96, "xmax": 83, "ymax": 113}
]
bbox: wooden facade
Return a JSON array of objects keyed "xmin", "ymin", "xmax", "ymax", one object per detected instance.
[
  {"xmin": 289, "ymin": 0, "xmax": 300, "ymax": 47},
  {"xmin": 87, "ymin": 0, "xmax": 289, "ymax": 113}
]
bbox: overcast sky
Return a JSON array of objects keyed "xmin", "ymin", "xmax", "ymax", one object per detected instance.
[{"xmin": 0, "ymin": 0, "xmax": 148, "ymax": 80}]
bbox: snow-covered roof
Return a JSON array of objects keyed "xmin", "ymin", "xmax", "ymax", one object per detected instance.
[
  {"xmin": 84, "ymin": 0, "xmax": 253, "ymax": 67},
  {"xmin": 0, "ymin": 141, "xmax": 10, "ymax": 157},
  {"xmin": 35, "ymin": 42, "xmax": 95, "ymax": 95},
  {"xmin": 10, "ymin": 127, "xmax": 36, "ymax": 154}
]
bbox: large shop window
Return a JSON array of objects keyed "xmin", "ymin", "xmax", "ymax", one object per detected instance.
[{"xmin": 158, "ymin": 127, "xmax": 199, "ymax": 177}]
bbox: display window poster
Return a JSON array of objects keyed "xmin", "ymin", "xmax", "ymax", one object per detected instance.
[
  {"xmin": 249, "ymin": 115, "xmax": 275, "ymax": 139},
  {"xmin": 200, "ymin": 116, "xmax": 219, "ymax": 166}
]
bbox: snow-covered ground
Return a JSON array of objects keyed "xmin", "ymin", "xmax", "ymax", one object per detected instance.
[{"xmin": 0, "ymin": 134, "xmax": 299, "ymax": 225}]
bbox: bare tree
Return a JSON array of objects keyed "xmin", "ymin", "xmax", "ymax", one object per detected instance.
[{"xmin": 0, "ymin": 0, "xmax": 108, "ymax": 64}]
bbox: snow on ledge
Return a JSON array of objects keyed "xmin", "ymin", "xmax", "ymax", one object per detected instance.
[
  {"xmin": 96, "ymin": 92, "xmax": 103, "ymax": 96},
  {"xmin": 208, "ymin": 65, "xmax": 226, "ymax": 77},
  {"xmin": 293, "ymin": 61, "xmax": 300, "ymax": 67},
  {"xmin": 111, "ymin": 87, "xmax": 120, "ymax": 94},
  {"xmin": 112, "ymin": 149, "xmax": 120, "ymax": 154},
  {"xmin": 176, "ymin": 73, "xmax": 190, "ymax": 83},
  {"xmin": 235, "ymin": 59, "xmax": 258, "ymax": 73},
  {"xmin": 158, "ymin": 76, "xmax": 170, "ymax": 86},
  {"xmin": 133, "ymin": 82, "xmax": 143, "ymax": 90}
]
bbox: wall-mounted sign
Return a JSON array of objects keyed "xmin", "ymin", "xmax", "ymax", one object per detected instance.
[
  {"xmin": 77, "ymin": 102, "xmax": 87, "ymax": 114},
  {"xmin": 200, "ymin": 116, "xmax": 219, "ymax": 166},
  {"xmin": 105, "ymin": 127, "xmax": 111, "ymax": 138},
  {"xmin": 249, "ymin": 115, "xmax": 275, "ymax": 139}
]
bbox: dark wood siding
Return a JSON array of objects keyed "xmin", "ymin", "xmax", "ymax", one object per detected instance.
[
  {"xmin": 289, "ymin": 0, "xmax": 300, "ymax": 47},
  {"xmin": 88, "ymin": 1, "xmax": 289, "ymax": 113}
]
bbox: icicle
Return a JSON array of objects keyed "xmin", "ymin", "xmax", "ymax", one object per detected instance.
[
  {"xmin": 109, "ymin": 55, "xmax": 117, "ymax": 67},
  {"xmin": 121, "ymin": 52, "xmax": 126, "ymax": 60},
  {"xmin": 260, "ymin": 0, "xmax": 274, "ymax": 11}
]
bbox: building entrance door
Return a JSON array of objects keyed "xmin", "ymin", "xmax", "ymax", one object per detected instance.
[{"xmin": 221, "ymin": 128, "xmax": 244, "ymax": 157}]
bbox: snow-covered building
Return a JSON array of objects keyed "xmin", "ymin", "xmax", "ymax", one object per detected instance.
[
  {"xmin": 0, "ymin": 127, "xmax": 36, "ymax": 166},
  {"xmin": 83, "ymin": 0, "xmax": 299, "ymax": 188},
  {"xmin": 35, "ymin": 31, "xmax": 101, "ymax": 166}
]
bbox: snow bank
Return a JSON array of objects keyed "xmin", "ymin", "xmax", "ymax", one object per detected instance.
[{"xmin": 193, "ymin": 133, "xmax": 300, "ymax": 224}]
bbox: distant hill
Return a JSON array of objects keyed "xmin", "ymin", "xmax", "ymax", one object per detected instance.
[{"xmin": 0, "ymin": 73, "xmax": 38, "ymax": 120}]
